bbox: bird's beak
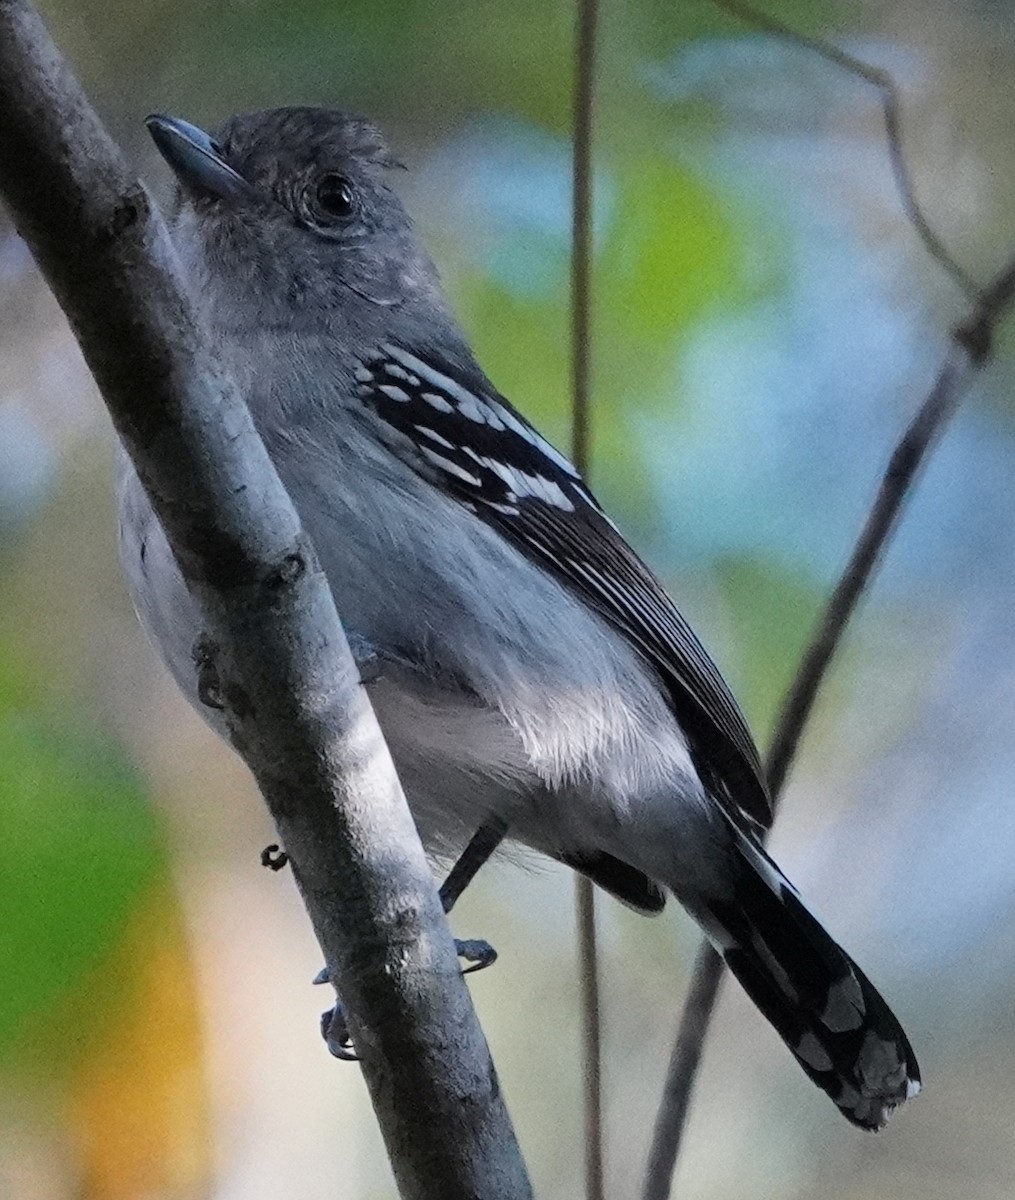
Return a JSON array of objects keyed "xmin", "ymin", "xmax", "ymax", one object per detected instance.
[{"xmin": 146, "ymin": 113, "xmax": 254, "ymax": 202}]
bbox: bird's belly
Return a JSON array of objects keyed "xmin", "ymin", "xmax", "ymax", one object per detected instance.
[
  {"xmin": 284, "ymin": 441, "xmax": 698, "ymax": 807},
  {"xmin": 119, "ymin": 442, "xmax": 699, "ymax": 857},
  {"xmin": 360, "ymin": 664, "xmax": 538, "ymax": 852}
]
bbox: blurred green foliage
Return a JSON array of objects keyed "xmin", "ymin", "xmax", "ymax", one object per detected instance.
[
  {"xmin": 714, "ymin": 554, "xmax": 822, "ymax": 741},
  {"xmin": 461, "ymin": 151, "xmax": 752, "ymax": 518},
  {"xmin": 0, "ymin": 640, "xmax": 166, "ymax": 1078}
]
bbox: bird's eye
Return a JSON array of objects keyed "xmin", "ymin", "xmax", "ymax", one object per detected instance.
[{"xmin": 314, "ymin": 174, "xmax": 355, "ymax": 220}]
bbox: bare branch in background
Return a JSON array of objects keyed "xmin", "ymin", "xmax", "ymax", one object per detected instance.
[
  {"xmin": 642, "ymin": 941, "xmax": 725, "ymax": 1200},
  {"xmin": 765, "ymin": 266, "xmax": 1014, "ymax": 794},
  {"xmin": 0, "ymin": 3, "xmax": 532, "ymax": 1197},
  {"xmin": 715, "ymin": 0, "xmax": 984, "ymax": 302},
  {"xmin": 571, "ymin": 0, "xmax": 596, "ymax": 477},
  {"xmin": 571, "ymin": 1, "xmax": 605, "ymax": 1198},
  {"xmin": 642, "ymin": 5, "xmax": 1015, "ymax": 1197},
  {"xmin": 643, "ymin": 251, "xmax": 1015, "ymax": 1200}
]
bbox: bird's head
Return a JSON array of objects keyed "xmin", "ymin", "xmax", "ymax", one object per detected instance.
[{"xmin": 147, "ymin": 107, "xmax": 455, "ymax": 334}]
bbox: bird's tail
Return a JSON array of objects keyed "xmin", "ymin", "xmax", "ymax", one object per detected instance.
[{"xmin": 695, "ymin": 820, "xmax": 921, "ymax": 1129}]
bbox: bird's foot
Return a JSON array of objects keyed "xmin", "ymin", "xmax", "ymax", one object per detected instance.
[
  {"xmin": 314, "ymin": 936, "xmax": 498, "ymax": 1059},
  {"xmin": 320, "ymin": 1001, "xmax": 357, "ymax": 1060},
  {"xmin": 453, "ymin": 937, "xmax": 497, "ymax": 974}
]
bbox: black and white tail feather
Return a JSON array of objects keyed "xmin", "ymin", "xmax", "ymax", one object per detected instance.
[{"xmin": 698, "ymin": 817, "xmax": 921, "ymax": 1129}]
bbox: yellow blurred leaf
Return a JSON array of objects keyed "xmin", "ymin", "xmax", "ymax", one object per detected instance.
[{"xmin": 65, "ymin": 880, "xmax": 210, "ymax": 1200}]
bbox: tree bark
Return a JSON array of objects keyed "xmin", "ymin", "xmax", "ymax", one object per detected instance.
[{"xmin": 0, "ymin": 3, "xmax": 532, "ymax": 1197}]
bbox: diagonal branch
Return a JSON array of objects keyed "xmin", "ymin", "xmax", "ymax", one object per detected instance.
[
  {"xmin": 0, "ymin": 3, "xmax": 532, "ymax": 1197},
  {"xmin": 642, "ymin": 251, "xmax": 1015, "ymax": 1200}
]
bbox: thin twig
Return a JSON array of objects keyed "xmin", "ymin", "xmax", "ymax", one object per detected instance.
[
  {"xmin": 764, "ymin": 329, "xmax": 988, "ymax": 792},
  {"xmin": 643, "ymin": 252, "xmax": 1015, "ymax": 1199},
  {"xmin": 571, "ymin": 1, "xmax": 603, "ymax": 1196},
  {"xmin": 713, "ymin": 0, "xmax": 983, "ymax": 302},
  {"xmin": 641, "ymin": 9, "xmax": 1010, "ymax": 1195},
  {"xmin": 576, "ymin": 873, "xmax": 604, "ymax": 1200},
  {"xmin": 571, "ymin": 0, "xmax": 596, "ymax": 476},
  {"xmin": 642, "ymin": 943, "xmax": 724, "ymax": 1200}
]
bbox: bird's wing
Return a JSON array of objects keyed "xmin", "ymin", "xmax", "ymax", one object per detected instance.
[{"xmin": 353, "ymin": 343, "xmax": 772, "ymax": 830}]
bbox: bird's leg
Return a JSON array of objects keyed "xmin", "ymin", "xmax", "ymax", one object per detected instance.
[
  {"xmin": 319, "ymin": 815, "xmax": 508, "ymax": 1058},
  {"xmin": 438, "ymin": 814, "xmax": 507, "ymax": 972}
]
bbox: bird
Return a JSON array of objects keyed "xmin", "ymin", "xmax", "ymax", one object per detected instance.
[{"xmin": 120, "ymin": 106, "xmax": 920, "ymax": 1129}]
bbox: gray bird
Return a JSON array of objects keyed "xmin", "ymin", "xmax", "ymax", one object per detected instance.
[{"xmin": 121, "ymin": 106, "xmax": 920, "ymax": 1128}]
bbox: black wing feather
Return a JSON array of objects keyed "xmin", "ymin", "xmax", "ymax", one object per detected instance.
[{"xmin": 355, "ymin": 343, "xmax": 772, "ymax": 830}]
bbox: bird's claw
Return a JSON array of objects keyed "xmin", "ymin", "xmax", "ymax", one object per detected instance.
[
  {"xmin": 314, "ymin": 936, "xmax": 497, "ymax": 1057},
  {"xmin": 261, "ymin": 844, "xmax": 289, "ymax": 871},
  {"xmin": 454, "ymin": 937, "xmax": 497, "ymax": 974},
  {"xmin": 320, "ymin": 1002, "xmax": 357, "ymax": 1060}
]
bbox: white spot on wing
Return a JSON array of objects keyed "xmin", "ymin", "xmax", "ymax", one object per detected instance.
[
  {"xmin": 383, "ymin": 362, "xmax": 420, "ymax": 386},
  {"xmin": 486, "ymin": 397, "xmax": 580, "ymax": 480},
  {"xmin": 462, "ymin": 453, "xmax": 574, "ymax": 510},
  {"xmin": 383, "ymin": 344, "xmax": 557, "ymax": 443},
  {"xmin": 522, "ymin": 471, "xmax": 574, "ymax": 510},
  {"xmin": 489, "ymin": 400, "xmax": 537, "ymax": 445},
  {"xmin": 418, "ymin": 445, "xmax": 482, "ymax": 487},
  {"xmin": 384, "ymin": 344, "xmax": 488, "ymax": 422},
  {"xmin": 453, "ymin": 389, "xmax": 486, "ymax": 424},
  {"xmin": 483, "ymin": 457, "xmax": 524, "ymax": 492},
  {"xmin": 422, "ymin": 391, "xmax": 454, "ymax": 414},
  {"xmin": 415, "ymin": 426, "xmax": 455, "ymax": 450},
  {"xmin": 378, "ymin": 384, "xmax": 411, "ymax": 403}
]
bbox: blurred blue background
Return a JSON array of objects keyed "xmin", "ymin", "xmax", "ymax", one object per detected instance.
[{"xmin": 3, "ymin": 1, "xmax": 1015, "ymax": 1197}]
